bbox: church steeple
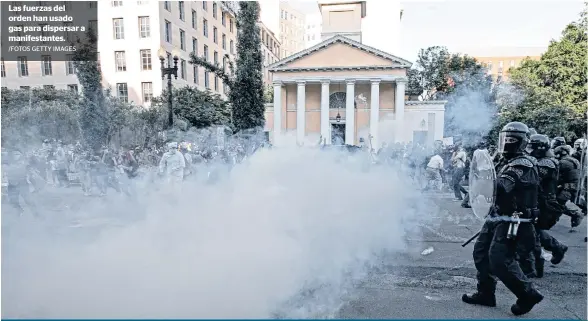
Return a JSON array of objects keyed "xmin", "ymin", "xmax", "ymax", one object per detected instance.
[{"xmin": 318, "ymin": 0, "xmax": 366, "ymax": 43}]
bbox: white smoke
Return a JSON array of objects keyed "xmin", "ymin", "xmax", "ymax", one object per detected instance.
[{"xmin": 2, "ymin": 141, "xmax": 435, "ymax": 318}]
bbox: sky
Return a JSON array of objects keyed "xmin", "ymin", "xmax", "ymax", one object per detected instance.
[{"xmin": 286, "ymin": 0, "xmax": 585, "ymax": 62}]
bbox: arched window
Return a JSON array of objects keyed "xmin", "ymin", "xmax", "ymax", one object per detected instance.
[{"xmin": 329, "ymin": 92, "xmax": 357, "ymax": 109}]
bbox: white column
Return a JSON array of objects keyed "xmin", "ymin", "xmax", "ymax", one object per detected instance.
[
  {"xmin": 345, "ymin": 80, "xmax": 355, "ymax": 145},
  {"xmin": 296, "ymin": 81, "xmax": 306, "ymax": 145},
  {"xmin": 320, "ymin": 80, "xmax": 331, "ymax": 145},
  {"xmin": 369, "ymin": 80, "xmax": 381, "ymax": 149},
  {"xmin": 272, "ymin": 81, "xmax": 282, "ymax": 145},
  {"xmin": 395, "ymin": 79, "xmax": 406, "ymax": 143}
]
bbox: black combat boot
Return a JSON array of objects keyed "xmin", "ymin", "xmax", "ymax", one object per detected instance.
[
  {"xmin": 511, "ymin": 290, "xmax": 544, "ymax": 316},
  {"xmin": 535, "ymin": 258, "xmax": 544, "ymax": 278},
  {"xmin": 571, "ymin": 214, "xmax": 583, "ymax": 228},
  {"xmin": 462, "ymin": 292, "xmax": 496, "ymax": 307},
  {"xmin": 550, "ymin": 245, "xmax": 568, "ymax": 265}
]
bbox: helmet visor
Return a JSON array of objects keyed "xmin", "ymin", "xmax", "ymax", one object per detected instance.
[{"xmin": 497, "ymin": 132, "xmax": 520, "ymax": 154}]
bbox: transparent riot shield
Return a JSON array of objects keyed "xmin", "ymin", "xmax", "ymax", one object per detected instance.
[{"xmin": 468, "ymin": 150, "xmax": 496, "ymax": 219}]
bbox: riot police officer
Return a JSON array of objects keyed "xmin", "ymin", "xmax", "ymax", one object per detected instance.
[
  {"xmin": 554, "ymin": 145, "xmax": 584, "ymax": 227},
  {"xmin": 551, "ymin": 137, "xmax": 566, "ymax": 149},
  {"xmin": 519, "ymin": 134, "xmax": 568, "ymax": 277},
  {"xmin": 462, "ymin": 122, "xmax": 543, "ymax": 316}
]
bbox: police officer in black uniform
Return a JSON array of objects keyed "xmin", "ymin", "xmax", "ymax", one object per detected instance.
[
  {"xmin": 554, "ymin": 145, "xmax": 584, "ymax": 228},
  {"xmin": 519, "ymin": 134, "xmax": 568, "ymax": 277},
  {"xmin": 462, "ymin": 122, "xmax": 543, "ymax": 316},
  {"xmin": 551, "ymin": 137, "xmax": 566, "ymax": 149}
]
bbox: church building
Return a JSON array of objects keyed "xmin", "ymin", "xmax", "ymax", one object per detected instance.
[{"xmin": 265, "ymin": 0, "xmax": 446, "ymax": 148}]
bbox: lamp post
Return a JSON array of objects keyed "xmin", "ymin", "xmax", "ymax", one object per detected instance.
[{"xmin": 158, "ymin": 47, "xmax": 179, "ymax": 129}]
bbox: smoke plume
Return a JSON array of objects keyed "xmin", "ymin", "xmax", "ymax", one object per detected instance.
[{"xmin": 2, "ymin": 139, "xmax": 434, "ymax": 318}]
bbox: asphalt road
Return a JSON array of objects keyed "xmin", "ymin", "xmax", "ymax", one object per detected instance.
[
  {"xmin": 2, "ymin": 186, "xmax": 586, "ymax": 319},
  {"xmin": 337, "ymin": 194, "xmax": 588, "ymax": 320}
]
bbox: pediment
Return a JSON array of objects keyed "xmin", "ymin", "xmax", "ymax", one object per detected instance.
[{"xmin": 268, "ymin": 35, "xmax": 412, "ymax": 72}]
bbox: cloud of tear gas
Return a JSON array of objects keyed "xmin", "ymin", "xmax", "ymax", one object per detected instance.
[{"xmin": 2, "ymin": 140, "xmax": 437, "ymax": 319}]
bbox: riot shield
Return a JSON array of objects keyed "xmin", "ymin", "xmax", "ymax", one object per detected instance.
[{"xmin": 468, "ymin": 150, "xmax": 496, "ymax": 219}]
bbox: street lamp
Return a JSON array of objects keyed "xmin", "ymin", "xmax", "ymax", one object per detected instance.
[{"xmin": 158, "ymin": 47, "xmax": 179, "ymax": 129}]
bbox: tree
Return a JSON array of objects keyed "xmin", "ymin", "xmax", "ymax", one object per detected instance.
[
  {"xmin": 189, "ymin": 1, "xmax": 265, "ymax": 132},
  {"xmin": 499, "ymin": 5, "xmax": 588, "ymax": 140},
  {"xmin": 151, "ymin": 86, "xmax": 231, "ymax": 129},
  {"xmin": 407, "ymin": 46, "xmax": 495, "ymax": 140},
  {"xmin": 73, "ymin": 27, "xmax": 109, "ymax": 151}
]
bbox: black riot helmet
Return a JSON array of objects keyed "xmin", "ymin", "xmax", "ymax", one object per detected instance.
[
  {"xmin": 498, "ymin": 121, "xmax": 529, "ymax": 158},
  {"xmin": 553, "ymin": 145, "xmax": 571, "ymax": 159},
  {"xmin": 552, "ymin": 137, "xmax": 566, "ymax": 149},
  {"xmin": 526, "ymin": 134, "xmax": 550, "ymax": 158}
]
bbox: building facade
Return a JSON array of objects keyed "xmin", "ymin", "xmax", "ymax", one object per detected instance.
[
  {"xmin": 259, "ymin": 21, "xmax": 281, "ymax": 86},
  {"xmin": 1, "ymin": 1, "xmax": 238, "ymax": 107},
  {"xmin": 304, "ymin": 13, "xmax": 322, "ymax": 49},
  {"xmin": 279, "ymin": 2, "xmax": 306, "ymax": 58},
  {"xmin": 266, "ymin": 1, "xmax": 445, "ymax": 148},
  {"xmin": 474, "ymin": 55, "xmax": 541, "ymax": 81}
]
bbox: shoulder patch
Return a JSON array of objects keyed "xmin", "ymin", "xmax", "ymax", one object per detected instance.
[
  {"xmin": 509, "ymin": 157, "xmax": 534, "ymax": 168},
  {"xmin": 537, "ymin": 158, "xmax": 556, "ymax": 169}
]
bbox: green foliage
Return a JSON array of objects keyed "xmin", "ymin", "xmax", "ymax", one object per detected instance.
[
  {"xmin": 73, "ymin": 28, "xmax": 109, "ymax": 151},
  {"xmin": 189, "ymin": 1, "xmax": 265, "ymax": 132},
  {"xmin": 151, "ymin": 86, "xmax": 231, "ymax": 130},
  {"xmin": 263, "ymin": 85, "xmax": 274, "ymax": 103},
  {"xmin": 497, "ymin": 7, "xmax": 587, "ymax": 141}
]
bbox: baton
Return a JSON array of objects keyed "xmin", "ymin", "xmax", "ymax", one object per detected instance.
[{"xmin": 461, "ymin": 231, "xmax": 480, "ymax": 247}]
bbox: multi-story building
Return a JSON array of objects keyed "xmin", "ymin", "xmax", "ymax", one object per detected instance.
[
  {"xmin": 474, "ymin": 55, "xmax": 542, "ymax": 81},
  {"xmin": 278, "ymin": 2, "xmax": 305, "ymax": 58},
  {"xmin": 1, "ymin": 1, "xmax": 238, "ymax": 107},
  {"xmin": 304, "ymin": 12, "xmax": 322, "ymax": 49},
  {"xmin": 258, "ymin": 21, "xmax": 281, "ymax": 86}
]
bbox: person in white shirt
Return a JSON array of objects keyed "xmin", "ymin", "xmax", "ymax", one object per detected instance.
[
  {"xmin": 159, "ymin": 142, "xmax": 186, "ymax": 189},
  {"xmin": 451, "ymin": 145, "xmax": 468, "ymax": 201},
  {"xmin": 425, "ymin": 152, "xmax": 444, "ymax": 191}
]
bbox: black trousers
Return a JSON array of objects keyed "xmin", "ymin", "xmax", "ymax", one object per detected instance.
[
  {"xmin": 452, "ymin": 167, "xmax": 465, "ymax": 199},
  {"xmin": 518, "ymin": 228, "xmax": 565, "ymax": 275},
  {"xmin": 473, "ymin": 220, "xmax": 537, "ymax": 299}
]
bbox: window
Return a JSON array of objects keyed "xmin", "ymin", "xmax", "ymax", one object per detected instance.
[
  {"xmin": 66, "ymin": 54, "xmax": 75, "ymax": 74},
  {"xmin": 193, "ymin": 65, "xmax": 199, "ymax": 84},
  {"xmin": 67, "ymin": 84, "xmax": 78, "ymax": 92},
  {"xmin": 191, "ymin": 10, "xmax": 197, "ymax": 29},
  {"xmin": 88, "ymin": 20, "xmax": 98, "ymax": 33},
  {"xmin": 179, "ymin": 29, "xmax": 185, "ymax": 50},
  {"xmin": 43, "ymin": 85, "xmax": 55, "ymax": 90},
  {"xmin": 212, "ymin": 2, "xmax": 217, "ymax": 18},
  {"xmin": 204, "ymin": 71, "xmax": 209, "ymax": 88},
  {"xmin": 213, "ymin": 27, "xmax": 217, "ymax": 43},
  {"xmin": 192, "ymin": 37, "xmax": 198, "ymax": 54},
  {"xmin": 202, "ymin": 1, "xmax": 207, "ymax": 10},
  {"xmin": 164, "ymin": 1, "xmax": 170, "ymax": 11},
  {"xmin": 230, "ymin": 19, "xmax": 233, "ymax": 32},
  {"xmin": 63, "ymin": 22, "xmax": 74, "ymax": 42},
  {"xmin": 204, "ymin": 45, "xmax": 209, "ymax": 61},
  {"xmin": 222, "ymin": 34, "xmax": 226, "ymax": 49},
  {"xmin": 116, "ymin": 83, "xmax": 128, "ymax": 102},
  {"xmin": 179, "ymin": 1, "xmax": 185, "ymax": 21},
  {"xmin": 214, "ymin": 75, "xmax": 218, "ymax": 91},
  {"xmin": 138, "ymin": 16, "xmax": 150, "ymax": 38},
  {"xmin": 140, "ymin": 49, "xmax": 152, "ymax": 70},
  {"xmin": 180, "ymin": 59, "xmax": 186, "ymax": 80},
  {"xmin": 115, "ymin": 51, "xmax": 126, "ymax": 71},
  {"xmin": 230, "ymin": 40, "xmax": 234, "ymax": 54},
  {"xmin": 137, "ymin": 1, "xmax": 148, "ymax": 4},
  {"xmin": 166, "ymin": 52, "xmax": 171, "ymax": 67},
  {"xmin": 88, "ymin": 2, "xmax": 97, "ymax": 8},
  {"xmin": 487, "ymin": 61, "xmax": 493, "ymax": 71},
  {"xmin": 214, "ymin": 51, "xmax": 218, "ymax": 65},
  {"xmin": 112, "ymin": 1, "xmax": 122, "ymax": 6},
  {"xmin": 142, "ymin": 82, "xmax": 153, "ymax": 103},
  {"xmin": 113, "ymin": 18, "xmax": 124, "ymax": 39},
  {"xmin": 203, "ymin": 18, "xmax": 208, "ymax": 37},
  {"xmin": 41, "ymin": 55, "xmax": 52, "ymax": 76},
  {"xmin": 1, "ymin": 59, "xmax": 5, "ymax": 77},
  {"xmin": 164, "ymin": 20, "xmax": 171, "ymax": 42}
]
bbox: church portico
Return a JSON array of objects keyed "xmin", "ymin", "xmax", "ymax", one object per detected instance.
[{"xmin": 265, "ymin": 0, "xmax": 446, "ymax": 148}]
